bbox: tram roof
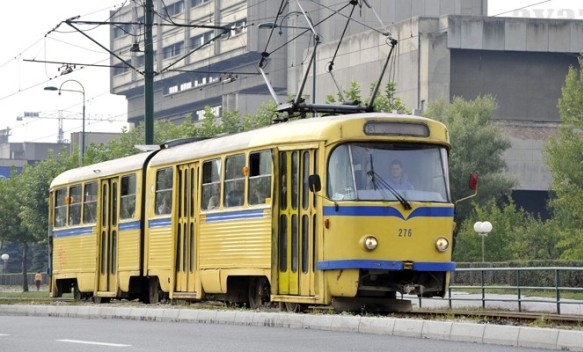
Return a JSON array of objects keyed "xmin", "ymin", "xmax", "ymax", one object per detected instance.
[
  {"xmin": 50, "ymin": 151, "xmax": 153, "ymax": 188},
  {"xmin": 49, "ymin": 113, "xmax": 447, "ymax": 188},
  {"xmin": 149, "ymin": 113, "xmax": 446, "ymax": 167}
]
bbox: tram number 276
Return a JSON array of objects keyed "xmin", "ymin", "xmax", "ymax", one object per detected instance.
[{"xmin": 398, "ymin": 228, "xmax": 412, "ymax": 237}]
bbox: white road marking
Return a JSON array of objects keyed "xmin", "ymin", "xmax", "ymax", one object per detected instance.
[
  {"xmin": 57, "ymin": 339, "xmax": 131, "ymax": 347},
  {"xmin": 0, "ymin": 334, "xmax": 9, "ymax": 337}
]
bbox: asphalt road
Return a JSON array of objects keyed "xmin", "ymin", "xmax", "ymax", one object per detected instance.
[{"xmin": 0, "ymin": 315, "xmax": 555, "ymax": 352}]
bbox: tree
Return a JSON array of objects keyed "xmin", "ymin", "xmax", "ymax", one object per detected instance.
[
  {"xmin": 455, "ymin": 199, "xmax": 523, "ymax": 262},
  {"xmin": 0, "ymin": 168, "xmax": 36, "ymax": 291},
  {"xmin": 1, "ymin": 101, "xmax": 279, "ymax": 288},
  {"xmin": 242, "ymin": 101, "xmax": 280, "ymax": 131},
  {"xmin": 455, "ymin": 198, "xmax": 562, "ymax": 262},
  {"xmin": 424, "ymin": 96, "xmax": 515, "ymax": 221},
  {"xmin": 545, "ymin": 55, "xmax": 583, "ymax": 259},
  {"xmin": 370, "ymin": 81, "xmax": 410, "ymax": 113},
  {"xmin": 325, "ymin": 81, "xmax": 410, "ymax": 113}
]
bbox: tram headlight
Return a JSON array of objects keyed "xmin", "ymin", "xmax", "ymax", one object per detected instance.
[
  {"xmin": 361, "ymin": 235, "xmax": 378, "ymax": 251},
  {"xmin": 435, "ymin": 237, "xmax": 449, "ymax": 252}
]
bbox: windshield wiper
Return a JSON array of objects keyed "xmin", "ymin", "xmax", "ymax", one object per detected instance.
[
  {"xmin": 367, "ymin": 170, "xmax": 412, "ymax": 210},
  {"xmin": 368, "ymin": 154, "xmax": 378, "ymax": 190}
]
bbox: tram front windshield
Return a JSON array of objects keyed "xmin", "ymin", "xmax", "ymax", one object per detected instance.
[{"xmin": 327, "ymin": 142, "xmax": 450, "ymax": 203}]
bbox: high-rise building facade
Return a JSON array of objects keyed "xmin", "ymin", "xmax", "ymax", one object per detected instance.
[
  {"xmin": 110, "ymin": 0, "xmax": 287, "ymax": 126},
  {"xmin": 110, "ymin": 0, "xmax": 583, "ymax": 215}
]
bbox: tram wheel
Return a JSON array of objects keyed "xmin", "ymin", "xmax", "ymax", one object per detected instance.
[
  {"xmin": 283, "ymin": 302, "xmax": 308, "ymax": 313},
  {"xmin": 73, "ymin": 284, "xmax": 82, "ymax": 301},
  {"xmin": 248, "ymin": 277, "xmax": 270, "ymax": 309},
  {"xmin": 93, "ymin": 296, "xmax": 111, "ymax": 304},
  {"xmin": 147, "ymin": 278, "xmax": 160, "ymax": 304}
]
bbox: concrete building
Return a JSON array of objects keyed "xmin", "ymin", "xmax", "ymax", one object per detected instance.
[
  {"xmin": 70, "ymin": 131, "xmax": 124, "ymax": 154},
  {"xmin": 110, "ymin": 0, "xmax": 583, "ymax": 215},
  {"xmin": 0, "ymin": 132, "xmax": 122, "ymax": 177},
  {"xmin": 310, "ymin": 12, "xmax": 582, "ymax": 216},
  {"xmin": 110, "ymin": 0, "xmax": 286, "ymax": 125}
]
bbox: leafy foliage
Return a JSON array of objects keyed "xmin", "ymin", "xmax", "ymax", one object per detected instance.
[
  {"xmin": 326, "ymin": 81, "xmax": 410, "ymax": 113},
  {"xmin": 545, "ymin": 56, "xmax": 583, "ymax": 259},
  {"xmin": 0, "ymin": 102, "xmax": 277, "ymax": 284},
  {"xmin": 18, "ymin": 149, "xmax": 76, "ymax": 243},
  {"xmin": 454, "ymin": 199, "xmax": 559, "ymax": 262},
  {"xmin": 424, "ymin": 96, "xmax": 515, "ymax": 221}
]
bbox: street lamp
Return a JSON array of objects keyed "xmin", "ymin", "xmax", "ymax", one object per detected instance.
[
  {"xmin": 44, "ymin": 80, "xmax": 86, "ymax": 164},
  {"xmin": 473, "ymin": 221, "xmax": 493, "ymax": 263},
  {"xmin": 1, "ymin": 253, "xmax": 9, "ymax": 273}
]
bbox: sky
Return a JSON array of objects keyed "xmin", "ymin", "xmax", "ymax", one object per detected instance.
[
  {"xmin": 0, "ymin": 1, "xmax": 129, "ymax": 144},
  {"xmin": 0, "ymin": 0, "xmax": 582, "ymax": 144}
]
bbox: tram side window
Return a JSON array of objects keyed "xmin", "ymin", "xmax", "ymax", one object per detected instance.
[
  {"xmin": 202, "ymin": 158, "xmax": 221, "ymax": 210},
  {"xmin": 155, "ymin": 168, "xmax": 173, "ymax": 215},
  {"xmin": 224, "ymin": 154, "xmax": 245, "ymax": 207},
  {"xmin": 54, "ymin": 188, "xmax": 67, "ymax": 228},
  {"xmin": 83, "ymin": 182, "xmax": 98, "ymax": 224},
  {"xmin": 328, "ymin": 145, "xmax": 356, "ymax": 200},
  {"xmin": 248, "ymin": 150, "xmax": 272, "ymax": 205},
  {"xmin": 68, "ymin": 185, "xmax": 82, "ymax": 226},
  {"xmin": 120, "ymin": 174, "xmax": 137, "ymax": 219}
]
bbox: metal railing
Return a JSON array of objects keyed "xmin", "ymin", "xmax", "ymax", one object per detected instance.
[
  {"xmin": 446, "ymin": 267, "xmax": 583, "ymax": 315},
  {"xmin": 0, "ymin": 273, "xmax": 45, "ymax": 286}
]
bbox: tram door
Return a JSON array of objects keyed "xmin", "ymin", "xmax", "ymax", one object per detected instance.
[
  {"xmin": 97, "ymin": 178, "xmax": 119, "ymax": 294},
  {"xmin": 278, "ymin": 149, "xmax": 317, "ymax": 296},
  {"xmin": 175, "ymin": 163, "xmax": 198, "ymax": 293}
]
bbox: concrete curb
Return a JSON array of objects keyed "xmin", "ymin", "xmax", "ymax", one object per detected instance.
[{"xmin": 1, "ymin": 304, "xmax": 582, "ymax": 351}]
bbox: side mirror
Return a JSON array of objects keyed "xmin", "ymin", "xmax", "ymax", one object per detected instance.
[
  {"xmin": 468, "ymin": 172, "xmax": 478, "ymax": 190},
  {"xmin": 308, "ymin": 174, "xmax": 321, "ymax": 192},
  {"xmin": 456, "ymin": 172, "xmax": 479, "ymax": 205}
]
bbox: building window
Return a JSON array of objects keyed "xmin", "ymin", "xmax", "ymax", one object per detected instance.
[
  {"xmin": 161, "ymin": 0, "xmax": 184, "ymax": 17},
  {"xmin": 191, "ymin": 0, "xmax": 209, "ymax": 7},
  {"xmin": 163, "ymin": 42, "xmax": 185, "ymax": 59},
  {"xmin": 227, "ymin": 19, "xmax": 247, "ymax": 38},
  {"xmin": 113, "ymin": 23, "xmax": 132, "ymax": 38},
  {"xmin": 135, "ymin": 51, "xmax": 156, "ymax": 68},
  {"xmin": 113, "ymin": 62, "xmax": 130, "ymax": 76},
  {"xmin": 136, "ymin": 55, "xmax": 144, "ymax": 68},
  {"xmin": 180, "ymin": 82, "xmax": 192, "ymax": 90},
  {"xmin": 195, "ymin": 105, "xmax": 222, "ymax": 120},
  {"xmin": 190, "ymin": 31, "xmax": 213, "ymax": 50}
]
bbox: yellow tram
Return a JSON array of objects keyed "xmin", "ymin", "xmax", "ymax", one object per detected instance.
[{"xmin": 49, "ymin": 112, "xmax": 456, "ymax": 311}]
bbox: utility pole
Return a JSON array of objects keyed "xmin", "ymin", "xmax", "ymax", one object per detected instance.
[
  {"xmin": 62, "ymin": 7, "xmax": 229, "ymax": 145},
  {"xmin": 144, "ymin": 0, "xmax": 154, "ymax": 145}
]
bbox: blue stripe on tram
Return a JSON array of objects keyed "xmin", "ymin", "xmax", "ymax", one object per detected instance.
[
  {"xmin": 53, "ymin": 226, "xmax": 94, "ymax": 238},
  {"xmin": 323, "ymin": 206, "xmax": 454, "ymax": 220},
  {"xmin": 316, "ymin": 259, "xmax": 455, "ymax": 272},
  {"xmin": 148, "ymin": 217, "xmax": 172, "ymax": 228},
  {"xmin": 205, "ymin": 209, "xmax": 265, "ymax": 223},
  {"xmin": 119, "ymin": 220, "xmax": 141, "ymax": 231}
]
